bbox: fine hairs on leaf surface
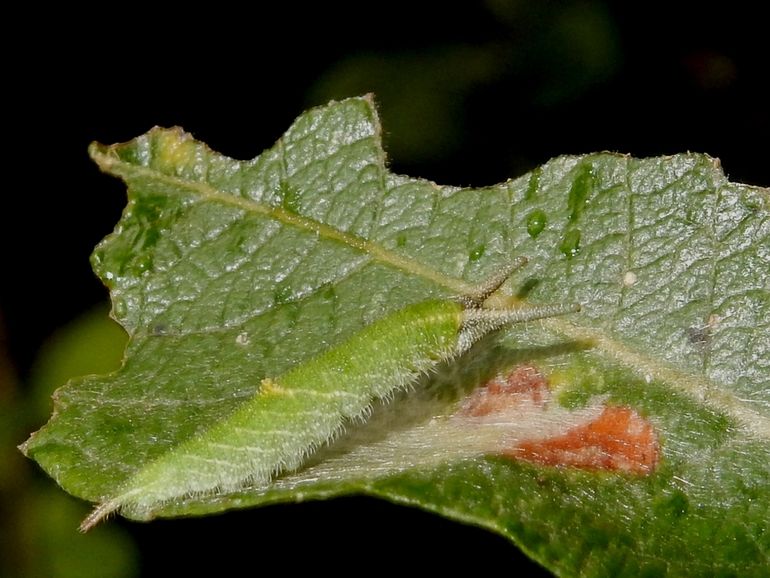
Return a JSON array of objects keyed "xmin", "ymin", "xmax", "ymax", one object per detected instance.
[{"xmin": 22, "ymin": 96, "xmax": 769, "ymax": 577}]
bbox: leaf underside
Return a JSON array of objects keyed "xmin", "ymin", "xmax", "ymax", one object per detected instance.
[{"xmin": 23, "ymin": 96, "xmax": 769, "ymax": 576}]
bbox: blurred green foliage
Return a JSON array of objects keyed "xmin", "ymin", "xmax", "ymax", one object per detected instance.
[
  {"xmin": 309, "ymin": 0, "xmax": 620, "ymax": 176},
  {"xmin": 2, "ymin": 307, "xmax": 135, "ymax": 578}
]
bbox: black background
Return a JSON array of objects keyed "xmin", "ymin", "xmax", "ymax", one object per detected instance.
[{"xmin": 4, "ymin": 3, "xmax": 768, "ymax": 576}]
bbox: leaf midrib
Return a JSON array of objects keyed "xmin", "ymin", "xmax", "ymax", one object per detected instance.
[
  {"xmin": 92, "ymin": 143, "xmax": 477, "ymax": 296},
  {"xmin": 91, "ymin": 145, "xmax": 770, "ymax": 440}
]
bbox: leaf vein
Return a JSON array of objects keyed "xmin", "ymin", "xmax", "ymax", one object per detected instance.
[{"xmin": 93, "ymin": 146, "xmax": 475, "ymax": 296}]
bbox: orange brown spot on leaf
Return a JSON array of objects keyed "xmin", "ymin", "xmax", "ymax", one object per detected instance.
[
  {"xmin": 509, "ymin": 406, "xmax": 659, "ymax": 474},
  {"xmin": 456, "ymin": 365, "xmax": 661, "ymax": 475}
]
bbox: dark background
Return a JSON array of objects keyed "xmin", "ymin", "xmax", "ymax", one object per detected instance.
[{"xmin": 3, "ymin": 2, "xmax": 768, "ymax": 576}]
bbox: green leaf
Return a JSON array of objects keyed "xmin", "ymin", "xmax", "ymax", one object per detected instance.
[{"xmin": 22, "ymin": 96, "xmax": 769, "ymax": 576}]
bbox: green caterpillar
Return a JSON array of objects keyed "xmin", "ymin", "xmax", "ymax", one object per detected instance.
[{"xmin": 82, "ymin": 265, "xmax": 579, "ymax": 530}]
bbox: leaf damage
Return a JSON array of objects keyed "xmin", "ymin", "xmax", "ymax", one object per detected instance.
[{"xmin": 457, "ymin": 365, "xmax": 660, "ymax": 474}]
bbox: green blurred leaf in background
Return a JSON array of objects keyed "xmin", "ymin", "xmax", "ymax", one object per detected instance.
[{"xmin": 2, "ymin": 308, "xmax": 136, "ymax": 578}]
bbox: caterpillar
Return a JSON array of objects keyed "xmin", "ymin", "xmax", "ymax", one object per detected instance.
[{"xmin": 81, "ymin": 264, "xmax": 579, "ymax": 530}]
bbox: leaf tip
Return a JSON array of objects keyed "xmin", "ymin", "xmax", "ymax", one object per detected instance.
[
  {"xmin": 87, "ymin": 140, "xmax": 107, "ymax": 159},
  {"xmin": 16, "ymin": 439, "xmax": 30, "ymax": 457},
  {"xmin": 88, "ymin": 140, "xmax": 119, "ymax": 172}
]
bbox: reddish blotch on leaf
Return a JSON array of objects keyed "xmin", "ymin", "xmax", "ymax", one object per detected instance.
[{"xmin": 460, "ymin": 365, "xmax": 660, "ymax": 474}]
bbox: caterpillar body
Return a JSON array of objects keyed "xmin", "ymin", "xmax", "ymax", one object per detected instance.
[{"xmin": 82, "ymin": 268, "xmax": 579, "ymax": 530}]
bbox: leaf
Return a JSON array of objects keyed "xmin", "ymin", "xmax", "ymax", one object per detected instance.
[{"xmin": 22, "ymin": 96, "xmax": 769, "ymax": 576}]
